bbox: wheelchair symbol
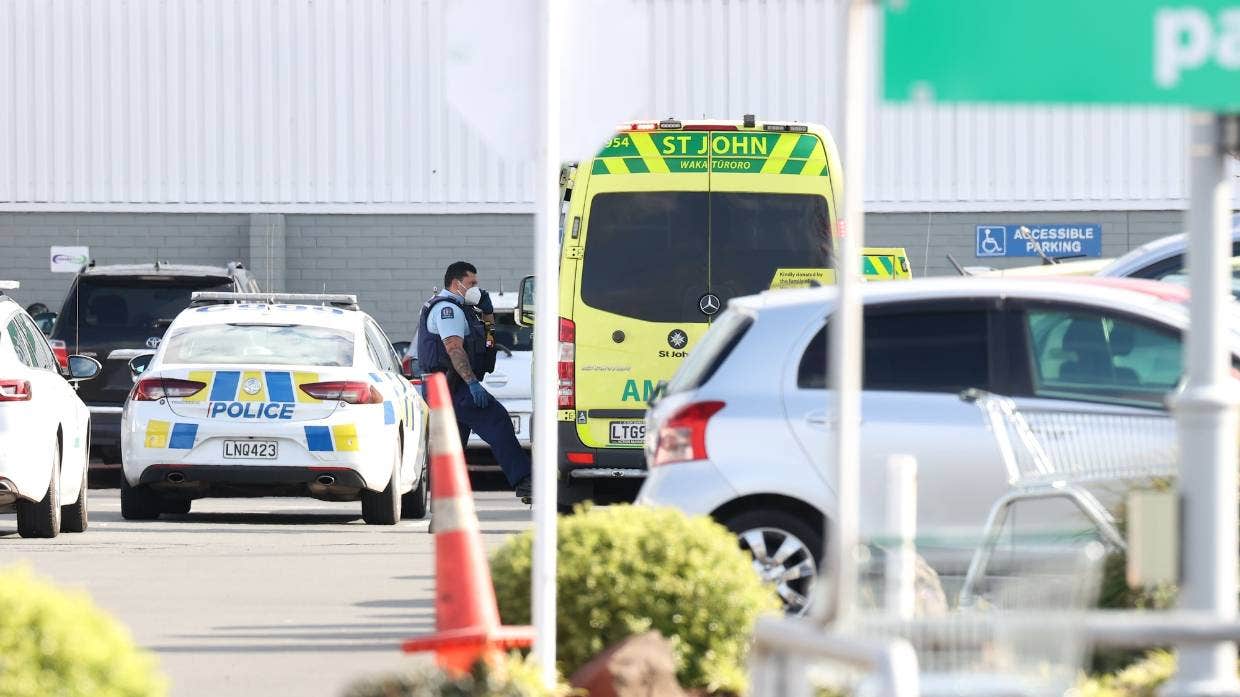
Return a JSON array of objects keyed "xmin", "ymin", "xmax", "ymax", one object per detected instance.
[{"xmin": 976, "ymin": 226, "xmax": 1007, "ymax": 257}]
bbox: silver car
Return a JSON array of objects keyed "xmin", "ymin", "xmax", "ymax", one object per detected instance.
[{"xmin": 637, "ymin": 276, "xmax": 1239, "ymax": 613}]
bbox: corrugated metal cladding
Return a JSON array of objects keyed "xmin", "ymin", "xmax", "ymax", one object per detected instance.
[{"xmin": 0, "ymin": 0, "xmax": 1227, "ymax": 213}]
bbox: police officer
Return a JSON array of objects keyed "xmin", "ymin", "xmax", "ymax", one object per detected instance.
[{"xmin": 417, "ymin": 261, "xmax": 532, "ymax": 501}]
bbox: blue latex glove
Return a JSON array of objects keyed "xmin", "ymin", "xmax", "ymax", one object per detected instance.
[
  {"xmin": 477, "ymin": 289, "xmax": 494, "ymax": 315},
  {"xmin": 468, "ymin": 380, "xmax": 492, "ymax": 408}
]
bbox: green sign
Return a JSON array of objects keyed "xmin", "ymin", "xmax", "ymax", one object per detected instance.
[{"xmin": 884, "ymin": 1, "xmax": 1240, "ymax": 108}]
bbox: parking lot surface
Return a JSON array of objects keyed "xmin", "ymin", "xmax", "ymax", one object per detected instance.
[{"xmin": 0, "ymin": 488, "xmax": 532, "ymax": 697}]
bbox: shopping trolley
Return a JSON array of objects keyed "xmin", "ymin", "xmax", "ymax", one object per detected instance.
[{"xmin": 957, "ymin": 389, "xmax": 1178, "ymax": 606}]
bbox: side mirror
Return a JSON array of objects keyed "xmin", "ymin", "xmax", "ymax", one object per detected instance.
[
  {"xmin": 67, "ymin": 355, "xmax": 101, "ymax": 382},
  {"xmin": 516, "ymin": 275, "xmax": 535, "ymax": 327},
  {"xmin": 402, "ymin": 355, "xmax": 422, "ymax": 385},
  {"xmin": 128, "ymin": 353, "xmax": 155, "ymax": 379}
]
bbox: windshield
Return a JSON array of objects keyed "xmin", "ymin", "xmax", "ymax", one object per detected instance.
[{"xmin": 160, "ymin": 324, "xmax": 356, "ymax": 366}]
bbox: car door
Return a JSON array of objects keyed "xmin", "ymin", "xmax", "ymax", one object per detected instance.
[
  {"xmin": 364, "ymin": 320, "xmax": 416, "ymax": 490},
  {"xmin": 1004, "ymin": 301, "xmax": 1183, "ymax": 510},
  {"xmin": 8, "ymin": 313, "xmax": 84, "ymax": 485},
  {"xmin": 783, "ymin": 300, "xmax": 1010, "ymax": 541}
]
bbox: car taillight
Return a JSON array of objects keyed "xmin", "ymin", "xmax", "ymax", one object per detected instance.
[
  {"xmin": 652, "ymin": 401, "xmax": 726, "ymax": 467},
  {"xmin": 558, "ymin": 318, "xmax": 575, "ymax": 410},
  {"xmin": 0, "ymin": 380, "xmax": 32, "ymax": 402},
  {"xmin": 132, "ymin": 378, "xmax": 206, "ymax": 401},
  {"xmin": 48, "ymin": 340, "xmax": 68, "ymax": 369},
  {"xmin": 299, "ymin": 380, "xmax": 384, "ymax": 404}
]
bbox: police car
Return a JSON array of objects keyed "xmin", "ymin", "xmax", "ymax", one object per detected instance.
[{"xmin": 119, "ymin": 293, "xmax": 428, "ymax": 524}]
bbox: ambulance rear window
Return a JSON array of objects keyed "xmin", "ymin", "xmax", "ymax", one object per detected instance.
[
  {"xmin": 161, "ymin": 324, "xmax": 356, "ymax": 367},
  {"xmin": 581, "ymin": 192, "xmax": 708, "ymax": 323},
  {"xmin": 709, "ymin": 193, "xmax": 831, "ymax": 302}
]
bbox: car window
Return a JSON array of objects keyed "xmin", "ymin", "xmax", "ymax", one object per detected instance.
[
  {"xmin": 364, "ymin": 322, "xmax": 397, "ymax": 372},
  {"xmin": 19, "ymin": 315, "xmax": 56, "ymax": 371},
  {"xmin": 798, "ymin": 309, "xmax": 991, "ymax": 392},
  {"xmin": 1023, "ymin": 308, "xmax": 1181, "ymax": 407},
  {"xmin": 6, "ymin": 317, "xmax": 36, "ymax": 368},
  {"xmin": 709, "ymin": 192, "xmax": 831, "ymax": 305},
  {"xmin": 493, "ymin": 312, "xmax": 532, "ymax": 351},
  {"xmin": 55, "ymin": 276, "xmax": 233, "ymax": 339},
  {"xmin": 160, "ymin": 324, "xmax": 356, "ymax": 366},
  {"xmin": 580, "ymin": 192, "xmax": 709, "ymax": 323}
]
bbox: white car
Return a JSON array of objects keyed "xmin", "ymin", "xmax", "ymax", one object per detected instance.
[
  {"xmin": 637, "ymin": 277, "xmax": 1240, "ymax": 613},
  {"xmin": 120, "ymin": 293, "xmax": 428, "ymax": 524},
  {"xmin": 469, "ymin": 292, "xmax": 532, "ymax": 454},
  {"xmin": 0, "ymin": 283, "xmax": 101, "ymax": 538}
]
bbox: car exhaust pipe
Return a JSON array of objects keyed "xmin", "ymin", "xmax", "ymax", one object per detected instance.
[
  {"xmin": 315, "ymin": 474, "xmax": 336, "ymax": 486},
  {"xmin": 165, "ymin": 472, "xmax": 186, "ymax": 484}
]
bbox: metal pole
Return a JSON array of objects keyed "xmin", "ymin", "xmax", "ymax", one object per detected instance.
[
  {"xmin": 884, "ymin": 455, "xmax": 916, "ymax": 620},
  {"xmin": 818, "ymin": 0, "xmax": 871, "ymax": 626},
  {"xmin": 1164, "ymin": 111, "xmax": 1240, "ymax": 697},
  {"xmin": 532, "ymin": 0, "xmax": 562, "ymax": 685}
]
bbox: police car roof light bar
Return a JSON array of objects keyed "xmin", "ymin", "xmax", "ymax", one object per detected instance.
[{"xmin": 190, "ymin": 291, "xmax": 359, "ymax": 309}]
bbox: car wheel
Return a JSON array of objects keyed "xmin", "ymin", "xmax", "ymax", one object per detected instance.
[
  {"xmin": 362, "ymin": 443, "xmax": 401, "ymax": 525},
  {"xmin": 120, "ymin": 478, "xmax": 162, "ymax": 520},
  {"xmin": 161, "ymin": 498, "xmax": 192, "ymax": 515},
  {"xmin": 61, "ymin": 453, "xmax": 89, "ymax": 533},
  {"xmin": 17, "ymin": 443, "xmax": 61, "ymax": 539},
  {"xmin": 724, "ymin": 509, "xmax": 823, "ymax": 615},
  {"xmin": 401, "ymin": 432, "xmax": 429, "ymax": 520}
]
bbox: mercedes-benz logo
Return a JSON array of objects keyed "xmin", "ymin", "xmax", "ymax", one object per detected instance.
[
  {"xmin": 145, "ymin": 336, "xmax": 161, "ymax": 349},
  {"xmin": 667, "ymin": 329, "xmax": 688, "ymax": 349},
  {"xmin": 698, "ymin": 293, "xmax": 721, "ymax": 316},
  {"xmin": 242, "ymin": 378, "xmax": 262, "ymax": 396}
]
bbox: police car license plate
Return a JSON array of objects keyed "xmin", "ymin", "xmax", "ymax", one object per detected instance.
[
  {"xmin": 223, "ymin": 440, "xmax": 278, "ymax": 459},
  {"xmin": 609, "ymin": 421, "xmax": 645, "ymax": 444}
]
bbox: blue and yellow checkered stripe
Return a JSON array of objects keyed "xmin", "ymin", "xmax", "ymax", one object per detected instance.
[
  {"xmin": 144, "ymin": 421, "xmax": 198, "ymax": 450},
  {"xmin": 304, "ymin": 424, "xmax": 359, "ymax": 452},
  {"xmin": 182, "ymin": 370, "xmax": 321, "ymax": 404}
]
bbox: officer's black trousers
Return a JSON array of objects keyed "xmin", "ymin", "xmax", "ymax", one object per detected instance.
[{"xmin": 448, "ymin": 381, "xmax": 532, "ymax": 487}]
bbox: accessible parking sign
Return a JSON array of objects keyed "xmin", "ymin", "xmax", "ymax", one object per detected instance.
[{"xmin": 975, "ymin": 224, "xmax": 1102, "ymax": 258}]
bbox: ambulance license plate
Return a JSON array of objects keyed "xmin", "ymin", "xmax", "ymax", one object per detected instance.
[
  {"xmin": 223, "ymin": 440, "xmax": 278, "ymax": 459},
  {"xmin": 609, "ymin": 421, "xmax": 645, "ymax": 444}
]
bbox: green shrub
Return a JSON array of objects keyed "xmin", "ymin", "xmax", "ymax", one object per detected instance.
[
  {"xmin": 490, "ymin": 504, "xmax": 782, "ymax": 695},
  {"xmin": 0, "ymin": 565, "xmax": 166, "ymax": 697},
  {"xmin": 342, "ymin": 654, "xmax": 565, "ymax": 697},
  {"xmin": 1078, "ymin": 651, "xmax": 1177, "ymax": 697}
]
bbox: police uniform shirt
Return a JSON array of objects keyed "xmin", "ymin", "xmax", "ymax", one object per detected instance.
[{"xmin": 426, "ymin": 288, "xmax": 468, "ymax": 340}]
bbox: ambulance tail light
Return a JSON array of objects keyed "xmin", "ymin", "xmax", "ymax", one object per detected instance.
[
  {"xmin": 300, "ymin": 381, "xmax": 384, "ymax": 405},
  {"xmin": 133, "ymin": 378, "xmax": 206, "ymax": 401},
  {"xmin": 48, "ymin": 340, "xmax": 68, "ymax": 369},
  {"xmin": 0, "ymin": 380, "xmax": 32, "ymax": 402},
  {"xmin": 652, "ymin": 401, "xmax": 726, "ymax": 467},
  {"xmin": 558, "ymin": 318, "xmax": 575, "ymax": 410}
]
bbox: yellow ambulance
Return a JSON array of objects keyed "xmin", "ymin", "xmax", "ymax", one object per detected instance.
[{"xmin": 519, "ymin": 117, "xmax": 909, "ymax": 507}]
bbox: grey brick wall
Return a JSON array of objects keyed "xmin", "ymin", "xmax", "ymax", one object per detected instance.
[
  {"xmin": 285, "ymin": 213, "xmax": 534, "ymax": 342},
  {"xmin": 0, "ymin": 213, "xmax": 249, "ymax": 312},
  {"xmin": 0, "ymin": 209, "xmax": 1187, "ymax": 344},
  {"xmin": 867, "ymin": 210, "xmax": 1185, "ymax": 277}
]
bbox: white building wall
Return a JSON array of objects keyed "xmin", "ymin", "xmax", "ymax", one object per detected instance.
[{"xmin": 0, "ymin": 0, "xmax": 1229, "ymax": 213}]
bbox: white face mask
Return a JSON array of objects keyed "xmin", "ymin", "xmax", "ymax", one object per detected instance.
[{"xmin": 461, "ymin": 285, "xmax": 482, "ymax": 306}]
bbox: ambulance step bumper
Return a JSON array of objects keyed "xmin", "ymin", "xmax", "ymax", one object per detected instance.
[{"xmin": 567, "ymin": 468, "xmax": 647, "ymax": 479}]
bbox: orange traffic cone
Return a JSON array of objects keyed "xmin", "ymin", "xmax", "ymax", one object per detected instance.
[{"xmin": 401, "ymin": 373, "xmax": 534, "ymax": 673}]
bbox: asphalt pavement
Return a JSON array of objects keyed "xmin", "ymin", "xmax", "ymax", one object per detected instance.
[{"xmin": 0, "ymin": 486, "xmax": 532, "ymax": 697}]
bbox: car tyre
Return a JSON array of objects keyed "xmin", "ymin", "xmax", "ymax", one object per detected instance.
[
  {"xmin": 401, "ymin": 433, "xmax": 429, "ymax": 520},
  {"xmin": 723, "ymin": 508, "xmax": 823, "ymax": 616},
  {"xmin": 120, "ymin": 478, "xmax": 162, "ymax": 520},
  {"xmin": 161, "ymin": 498, "xmax": 192, "ymax": 515},
  {"xmin": 61, "ymin": 452, "xmax": 89, "ymax": 533},
  {"xmin": 17, "ymin": 444, "xmax": 61, "ymax": 539},
  {"xmin": 362, "ymin": 444, "xmax": 401, "ymax": 525}
]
